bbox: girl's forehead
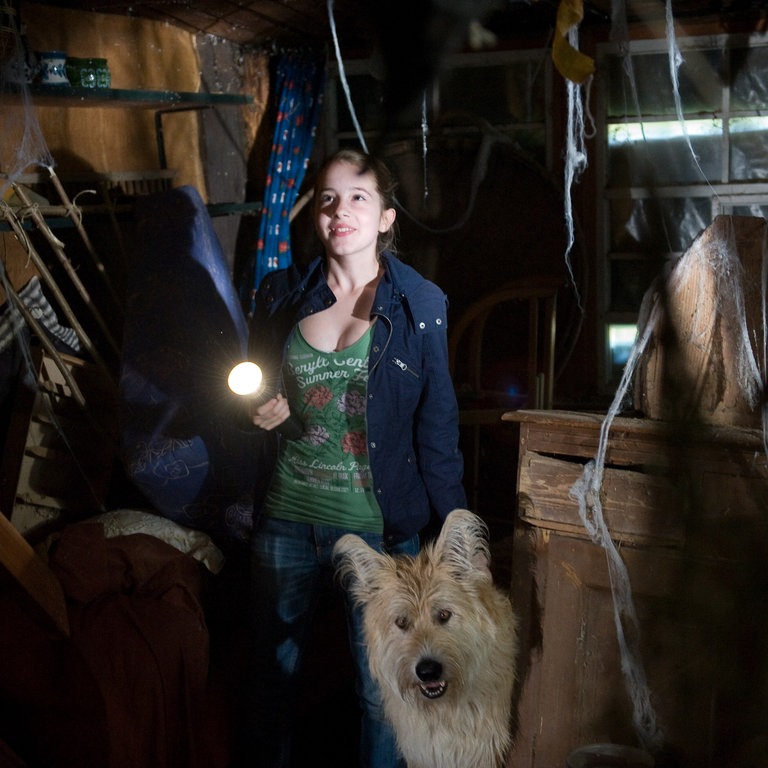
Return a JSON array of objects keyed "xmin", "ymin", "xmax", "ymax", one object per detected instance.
[{"xmin": 319, "ymin": 160, "xmax": 378, "ymax": 191}]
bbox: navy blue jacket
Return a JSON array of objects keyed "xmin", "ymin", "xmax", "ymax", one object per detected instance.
[{"xmin": 249, "ymin": 251, "xmax": 467, "ymax": 544}]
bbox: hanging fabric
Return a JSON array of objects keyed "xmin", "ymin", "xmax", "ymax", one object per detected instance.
[
  {"xmin": 552, "ymin": 0, "xmax": 595, "ymax": 84},
  {"xmin": 241, "ymin": 49, "xmax": 325, "ymax": 315}
]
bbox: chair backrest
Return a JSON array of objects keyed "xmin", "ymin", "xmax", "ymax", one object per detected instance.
[{"xmin": 449, "ymin": 275, "xmax": 563, "ymax": 410}]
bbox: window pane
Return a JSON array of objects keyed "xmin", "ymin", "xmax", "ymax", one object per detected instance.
[
  {"xmin": 608, "ymin": 120, "xmax": 723, "ymax": 185},
  {"xmin": 609, "ymin": 197, "xmax": 710, "ymax": 253},
  {"xmin": 607, "ymin": 49, "xmax": 722, "ymax": 118},
  {"xmin": 730, "ymin": 46, "xmax": 768, "ymax": 110},
  {"xmin": 609, "ymin": 324, "xmax": 638, "ymax": 368},
  {"xmin": 730, "ymin": 117, "xmax": 768, "ymax": 180},
  {"xmin": 730, "ymin": 203, "xmax": 768, "ymax": 218}
]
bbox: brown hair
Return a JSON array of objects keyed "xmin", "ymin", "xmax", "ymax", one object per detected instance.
[{"xmin": 314, "ymin": 148, "xmax": 399, "ymax": 255}]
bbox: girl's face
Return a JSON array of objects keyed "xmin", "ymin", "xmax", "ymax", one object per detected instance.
[{"xmin": 314, "ymin": 159, "xmax": 396, "ymax": 261}]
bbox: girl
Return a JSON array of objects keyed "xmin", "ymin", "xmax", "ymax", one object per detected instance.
[{"xmin": 245, "ymin": 148, "xmax": 466, "ymax": 767}]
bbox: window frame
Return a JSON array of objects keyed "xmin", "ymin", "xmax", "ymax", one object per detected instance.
[{"xmin": 595, "ymin": 31, "xmax": 768, "ymax": 392}]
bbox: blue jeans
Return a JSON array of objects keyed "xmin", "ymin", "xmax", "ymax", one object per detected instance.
[{"xmin": 246, "ymin": 516, "xmax": 419, "ymax": 768}]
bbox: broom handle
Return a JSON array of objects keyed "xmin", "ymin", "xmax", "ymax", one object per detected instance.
[
  {"xmin": 2, "ymin": 204, "xmax": 116, "ymax": 385},
  {"xmin": 11, "ymin": 183, "xmax": 120, "ymax": 358},
  {"xmin": 6, "ymin": 288, "xmax": 115, "ymax": 509},
  {"xmin": 9, "ymin": 293, "xmax": 87, "ymax": 408},
  {"xmin": 46, "ymin": 168, "xmax": 123, "ymax": 314}
]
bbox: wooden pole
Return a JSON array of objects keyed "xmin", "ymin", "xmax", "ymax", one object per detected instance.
[
  {"xmin": 45, "ymin": 168, "xmax": 123, "ymax": 313},
  {"xmin": 11, "ymin": 183, "xmax": 121, "ymax": 359},
  {"xmin": 1, "ymin": 203, "xmax": 116, "ymax": 384},
  {"xmin": 0, "ymin": 512, "xmax": 70, "ymax": 637}
]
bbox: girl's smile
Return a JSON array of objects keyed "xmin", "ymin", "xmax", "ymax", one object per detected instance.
[{"xmin": 329, "ymin": 224, "xmax": 355, "ymax": 237}]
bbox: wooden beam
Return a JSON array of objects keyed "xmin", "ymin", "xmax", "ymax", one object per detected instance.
[{"xmin": 0, "ymin": 513, "xmax": 69, "ymax": 637}]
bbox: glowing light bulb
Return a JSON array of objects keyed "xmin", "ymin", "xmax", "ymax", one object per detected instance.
[{"xmin": 228, "ymin": 361, "xmax": 263, "ymax": 397}]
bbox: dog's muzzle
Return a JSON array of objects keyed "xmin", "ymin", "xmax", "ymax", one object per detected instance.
[{"xmin": 415, "ymin": 659, "xmax": 447, "ymax": 699}]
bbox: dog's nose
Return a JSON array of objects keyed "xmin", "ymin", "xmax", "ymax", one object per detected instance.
[{"xmin": 415, "ymin": 659, "xmax": 443, "ymax": 682}]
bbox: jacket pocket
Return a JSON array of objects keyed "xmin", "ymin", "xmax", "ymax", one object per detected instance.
[{"xmin": 390, "ymin": 355, "xmax": 421, "ymax": 380}]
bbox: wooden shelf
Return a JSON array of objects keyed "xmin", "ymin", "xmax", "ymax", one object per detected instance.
[
  {"xmin": 0, "ymin": 200, "xmax": 261, "ymax": 231},
  {"xmin": 4, "ymin": 83, "xmax": 253, "ymax": 109},
  {"xmin": 0, "ymin": 88, "xmax": 258, "ymax": 227}
]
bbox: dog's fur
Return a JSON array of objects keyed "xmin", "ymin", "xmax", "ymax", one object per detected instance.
[{"xmin": 333, "ymin": 509, "xmax": 518, "ymax": 768}]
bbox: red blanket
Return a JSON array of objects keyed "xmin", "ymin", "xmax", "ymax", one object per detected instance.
[{"xmin": 1, "ymin": 523, "xmax": 212, "ymax": 768}]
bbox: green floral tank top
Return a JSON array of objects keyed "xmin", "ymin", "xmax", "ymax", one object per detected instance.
[{"xmin": 264, "ymin": 323, "xmax": 383, "ymax": 532}]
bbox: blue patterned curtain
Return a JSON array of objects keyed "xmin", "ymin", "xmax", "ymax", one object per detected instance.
[{"xmin": 243, "ymin": 50, "xmax": 325, "ymax": 315}]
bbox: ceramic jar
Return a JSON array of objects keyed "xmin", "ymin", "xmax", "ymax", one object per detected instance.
[
  {"xmin": 94, "ymin": 58, "xmax": 111, "ymax": 88},
  {"xmin": 65, "ymin": 56, "xmax": 111, "ymax": 88},
  {"xmin": 38, "ymin": 50, "xmax": 69, "ymax": 85}
]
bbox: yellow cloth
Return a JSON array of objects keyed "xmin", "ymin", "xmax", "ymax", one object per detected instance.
[{"xmin": 552, "ymin": 0, "xmax": 595, "ymax": 84}]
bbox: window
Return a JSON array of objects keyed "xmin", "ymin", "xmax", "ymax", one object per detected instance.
[{"xmin": 596, "ymin": 32, "xmax": 768, "ymax": 389}]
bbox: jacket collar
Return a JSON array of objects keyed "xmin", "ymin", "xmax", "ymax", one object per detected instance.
[
  {"xmin": 297, "ymin": 252, "xmax": 448, "ymax": 334},
  {"xmin": 300, "ymin": 252, "xmax": 408, "ymax": 316}
]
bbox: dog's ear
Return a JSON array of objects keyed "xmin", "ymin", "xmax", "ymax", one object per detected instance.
[
  {"xmin": 435, "ymin": 509, "xmax": 493, "ymax": 581},
  {"xmin": 333, "ymin": 534, "xmax": 391, "ymax": 602}
]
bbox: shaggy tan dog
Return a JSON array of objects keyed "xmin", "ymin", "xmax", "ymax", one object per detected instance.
[{"xmin": 333, "ymin": 509, "xmax": 518, "ymax": 768}]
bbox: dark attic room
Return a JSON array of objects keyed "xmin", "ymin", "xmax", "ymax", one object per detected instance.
[{"xmin": 1, "ymin": 0, "xmax": 768, "ymax": 766}]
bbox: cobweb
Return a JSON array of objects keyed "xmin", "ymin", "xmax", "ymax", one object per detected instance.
[
  {"xmin": 566, "ymin": 0, "xmax": 768, "ymax": 755},
  {"xmin": 562, "ymin": 0, "xmax": 668, "ymax": 751},
  {"xmin": 1, "ymin": 10, "xmax": 54, "ymax": 375},
  {"xmin": 0, "ymin": 10, "xmax": 54, "ymax": 201}
]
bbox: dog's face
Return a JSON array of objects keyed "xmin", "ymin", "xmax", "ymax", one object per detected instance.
[{"xmin": 334, "ymin": 509, "xmax": 516, "ymax": 709}]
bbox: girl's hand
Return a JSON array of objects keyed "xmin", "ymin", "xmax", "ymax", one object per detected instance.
[{"xmin": 251, "ymin": 393, "xmax": 292, "ymax": 431}]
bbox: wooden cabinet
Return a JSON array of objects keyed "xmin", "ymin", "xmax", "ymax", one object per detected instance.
[{"xmin": 504, "ymin": 410, "xmax": 768, "ymax": 768}]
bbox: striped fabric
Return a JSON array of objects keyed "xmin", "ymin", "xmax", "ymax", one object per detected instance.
[{"xmin": 0, "ymin": 276, "xmax": 81, "ymax": 354}]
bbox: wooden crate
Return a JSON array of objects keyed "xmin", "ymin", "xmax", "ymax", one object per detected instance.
[{"xmin": 503, "ymin": 409, "xmax": 768, "ymax": 768}]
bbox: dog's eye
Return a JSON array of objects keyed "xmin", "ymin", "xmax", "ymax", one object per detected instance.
[
  {"xmin": 437, "ymin": 609, "xmax": 452, "ymax": 624},
  {"xmin": 395, "ymin": 615, "xmax": 409, "ymax": 630}
]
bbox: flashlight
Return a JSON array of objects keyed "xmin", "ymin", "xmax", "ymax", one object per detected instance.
[
  {"xmin": 228, "ymin": 361, "xmax": 263, "ymax": 397},
  {"xmin": 228, "ymin": 361, "xmax": 303, "ymax": 440}
]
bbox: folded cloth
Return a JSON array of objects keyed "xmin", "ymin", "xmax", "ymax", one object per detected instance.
[{"xmin": 0, "ymin": 275, "xmax": 81, "ymax": 355}]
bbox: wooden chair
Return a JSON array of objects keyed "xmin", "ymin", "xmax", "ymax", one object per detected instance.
[
  {"xmin": 449, "ymin": 274, "xmax": 562, "ymax": 410},
  {"xmin": 449, "ymin": 275, "xmax": 563, "ymax": 512}
]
